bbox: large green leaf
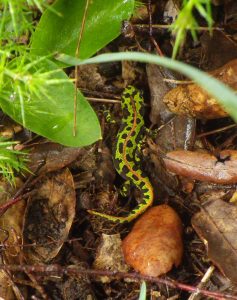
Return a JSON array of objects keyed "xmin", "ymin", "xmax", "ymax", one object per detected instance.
[
  {"xmin": 0, "ymin": 58, "xmax": 101, "ymax": 147},
  {"xmin": 31, "ymin": 0, "xmax": 135, "ymax": 59}
]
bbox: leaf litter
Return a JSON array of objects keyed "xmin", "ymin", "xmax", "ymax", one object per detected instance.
[{"xmin": 2, "ymin": 1, "xmax": 237, "ymax": 299}]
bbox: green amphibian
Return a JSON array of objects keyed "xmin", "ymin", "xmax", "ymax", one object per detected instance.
[{"xmin": 88, "ymin": 86, "xmax": 154, "ymax": 222}]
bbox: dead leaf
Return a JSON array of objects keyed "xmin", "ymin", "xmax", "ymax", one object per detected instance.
[
  {"xmin": 192, "ymin": 199, "xmax": 237, "ymax": 284},
  {"xmin": 29, "ymin": 142, "xmax": 83, "ymax": 174},
  {"xmin": 122, "ymin": 205, "xmax": 183, "ymax": 277},
  {"xmin": 93, "ymin": 234, "xmax": 129, "ymax": 283},
  {"xmin": 200, "ymin": 31, "xmax": 237, "ymax": 70},
  {"xmin": 74, "ymin": 64, "xmax": 105, "ymax": 90},
  {"xmin": 147, "ymin": 139, "xmax": 179, "ymax": 192},
  {"xmin": 44, "ymin": 262, "xmax": 95, "ymax": 300},
  {"xmin": 0, "ymin": 179, "xmax": 26, "ymax": 300},
  {"xmin": 163, "ymin": 59, "xmax": 237, "ymax": 119},
  {"xmin": 164, "ymin": 150, "xmax": 237, "ymax": 184},
  {"xmin": 146, "ymin": 64, "xmax": 174, "ymax": 124},
  {"xmin": 23, "ymin": 168, "xmax": 76, "ymax": 262}
]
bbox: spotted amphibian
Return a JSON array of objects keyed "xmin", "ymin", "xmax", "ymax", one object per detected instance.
[{"xmin": 88, "ymin": 86, "xmax": 154, "ymax": 222}]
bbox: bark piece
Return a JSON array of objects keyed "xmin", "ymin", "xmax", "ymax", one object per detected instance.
[
  {"xmin": 164, "ymin": 150, "xmax": 237, "ymax": 184},
  {"xmin": 192, "ymin": 199, "xmax": 237, "ymax": 284},
  {"xmin": 122, "ymin": 205, "xmax": 183, "ymax": 277},
  {"xmin": 163, "ymin": 59, "xmax": 237, "ymax": 119}
]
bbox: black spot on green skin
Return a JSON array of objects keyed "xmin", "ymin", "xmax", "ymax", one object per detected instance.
[
  {"xmin": 131, "ymin": 174, "xmax": 139, "ymax": 181},
  {"xmin": 133, "ymin": 165, "xmax": 139, "ymax": 171},
  {"xmin": 123, "ymin": 93, "xmax": 130, "ymax": 98},
  {"xmin": 118, "ymin": 143, "xmax": 123, "ymax": 153},
  {"xmin": 126, "ymin": 155, "xmax": 134, "ymax": 162},
  {"xmin": 142, "ymin": 187, "xmax": 149, "ymax": 194},
  {"xmin": 121, "ymin": 133, "xmax": 127, "ymax": 139},
  {"xmin": 127, "ymin": 141, "xmax": 133, "ymax": 148},
  {"xmin": 121, "ymin": 165, "xmax": 129, "ymax": 176},
  {"xmin": 139, "ymin": 182, "xmax": 146, "ymax": 189},
  {"xmin": 125, "ymin": 126, "xmax": 132, "ymax": 132}
]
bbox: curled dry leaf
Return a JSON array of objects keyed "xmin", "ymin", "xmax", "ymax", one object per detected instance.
[
  {"xmin": 192, "ymin": 199, "xmax": 237, "ymax": 284},
  {"xmin": 23, "ymin": 168, "xmax": 76, "ymax": 262},
  {"xmin": 163, "ymin": 59, "xmax": 237, "ymax": 119},
  {"xmin": 164, "ymin": 150, "xmax": 237, "ymax": 184},
  {"xmin": 122, "ymin": 205, "xmax": 183, "ymax": 277},
  {"xmin": 93, "ymin": 234, "xmax": 129, "ymax": 283}
]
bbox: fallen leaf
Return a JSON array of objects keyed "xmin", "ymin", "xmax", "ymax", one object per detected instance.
[
  {"xmin": 200, "ymin": 31, "xmax": 237, "ymax": 70},
  {"xmin": 163, "ymin": 59, "xmax": 237, "ymax": 119},
  {"xmin": 154, "ymin": 115, "xmax": 196, "ymax": 152},
  {"xmin": 164, "ymin": 150, "xmax": 237, "ymax": 184},
  {"xmin": 122, "ymin": 205, "xmax": 183, "ymax": 277},
  {"xmin": 146, "ymin": 64, "xmax": 174, "ymax": 124},
  {"xmin": 192, "ymin": 199, "xmax": 237, "ymax": 284},
  {"xmin": 0, "ymin": 179, "xmax": 26, "ymax": 299},
  {"xmin": 23, "ymin": 168, "xmax": 76, "ymax": 262},
  {"xmin": 93, "ymin": 234, "xmax": 129, "ymax": 283},
  {"xmin": 29, "ymin": 142, "xmax": 83, "ymax": 174}
]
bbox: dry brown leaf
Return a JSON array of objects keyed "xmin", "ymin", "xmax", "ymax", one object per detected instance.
[
  {"xmin": 23, "ymin": 168, "xmax": 76, "ymax": 262},
  {"xmin": 163, "ymin": 59, "xmax": 237, "ymax": 119},
  {"xmin": 192, "ymin": 199, "xmax": 237, "ymax": 284},
  {"xmin": 200, "ymin": 31, "xmax": 237, "ymax": 70},
  {"xmin": 29, "ymin": 142, "xmax": 83, "ymax": 174},
  {"xmin": 164, "ymin": 150, "xmax": 237, "ymax": 184},
  {"xmin": 122, "ymin": 205, "xmax": 183, "ymax": 277},
  {"xmin": 93, "ymin": 234, "xmax": 129, "ymax": 283},
  {"xmin": 0, "ymin": 179, "xmax": 26, "ymax": 300},
  {"xmin": 146, "ymin": 64, "xmax": 174, "ymax": 124}
]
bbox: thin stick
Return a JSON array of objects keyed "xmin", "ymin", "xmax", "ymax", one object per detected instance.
[
  {"xmin": 134, "ymin": 24, "xmax": 224, "ymax": 31},
  {"xmin": 0, "ymin": 265, "xmax": 236, "ymax": 300},
  {"xmin": 197, "ymin": 124, "xmax": 237, "ymax": 138},
  {"xmin": 73, "ymin": 0, "xmax": 90, "ymax": 136},
  {"xmin": 188, "ymin": 265, "xmax": 215, "ymax": 300},
  {"xmin": 86, "ymin": 97, "xmax": 121, "ymax": 104}
]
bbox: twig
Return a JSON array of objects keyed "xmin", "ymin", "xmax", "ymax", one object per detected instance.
[
  {"xmin": 86, "ymin": 97, "xmax": 121, "ymax": 104},
  {"xmin": 0, "ymin": 265, "xmax": 236, "ymax": 300},
  {"xmin": 197, "ymin": 124, "xmax": 237, "ymax": 138},
  {"xmin": 73, "ymin": 0, "xmax": 90, "ymax": 136},
  {"xmin": 134, "ymin": 24, "xmax": 224, "ymax": 31},
  {"xmin": 188, "ymin": 265, "xmax": 215, "ymax": 300}
]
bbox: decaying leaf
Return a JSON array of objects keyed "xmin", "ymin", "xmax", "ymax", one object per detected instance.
[
  {"xmin": 23, "ymin": 168, "xmax": 76, "ymax": 262},
  {"xmin": 200, "ymin": 31, "xmax": 237, "ymax": 70},
  {"xmin": 29, "ymin": 142, "xmax": 83, "ymax": 174},
  {"xmin": 45, "ymin": 262, "xmax": 95, "ymax": 300},
  {"xmin": 93, "ymin": 234, "xmax": 129, "ymax": 283},
  {"xmin": 146, "ymin": 64, "xmax": 174, "ymax": 124},
  {"xmin": 192, "ymin": 199, "xmax": 237, "ymax": 284},
  {"xmin": 0, "ymin": 179, "xmax": 26, "ymax": 300},
  {"xmin": 164, "ymin": 150, "xmax": 237, "ymax": 184},
  {"xmin": 122, "ymin": 205, "xmax": 183, "ymax": 277},
  {"xmin": 163, "ymin": 59, "xmax": 237, "ymax": 119}
]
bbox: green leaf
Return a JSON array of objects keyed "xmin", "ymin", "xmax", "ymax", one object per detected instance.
[
  {"xmin": 56, "ymin": 51, "xmax": 237, "ymax": 122},
  {"xmin": 30, "ymin": 0, "xmax": 135, "ymax": 60},
  {"xmin": 138, "ymin": 281, "xmax": 147, "ymax": 300},
  {"xmin": 0, "ymin": 58, "xmax": 101, "ymax": 147}
]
